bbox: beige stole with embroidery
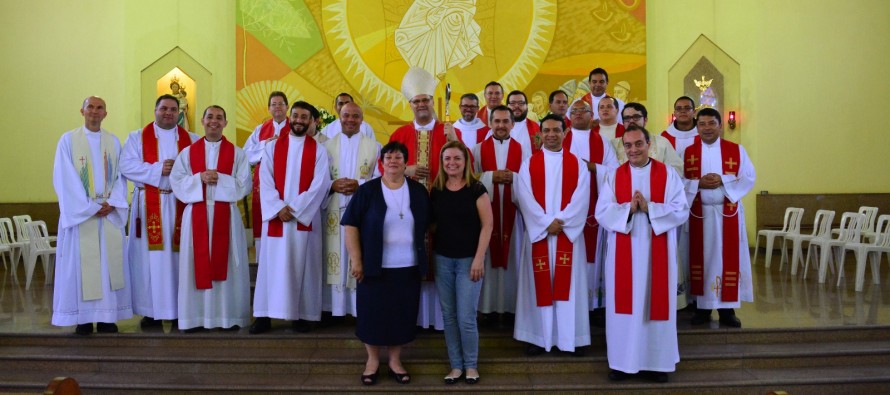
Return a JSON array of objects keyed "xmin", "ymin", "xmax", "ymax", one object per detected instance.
[
  {"xmin": 71, "ymin": 127, "xmax": 124, "ymax": 301},
  {"xmin": 323, "ymin": 134, "xmax": 377, "ymax": 289}
]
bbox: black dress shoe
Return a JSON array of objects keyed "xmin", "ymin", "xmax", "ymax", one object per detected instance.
[
  {"xmin": 75, "ymin": 323, "xmax": 93, "ymax": 335},
  {"xmin": 292, "ymin": 319, "xmax": 312, "ymax": 333},
  {"xmin": 608, "ymin": 369, "xmax": 631, "ymax": 381},
  {"xmin": 645, "ymin": 371, "xmax": 669, "ymax": 383},
  {"xmin": 183, "ymin": 326, "xmax": 206, "ymax": 334},
  {"xmin": 690, "ymin": 310, "xmax": 712, "ymax": 325},
  {"xmin": 718, "ymin": 313, "xmax": 742, "ymax": 328},
  {"xmin": 591, "ymin": 308, "xmax": 607, "ymax": 328},
  {"xmin": 222, "ymin": 325, "xmax": 240, "ymax": 332},
  {"xmin": 248, "ymin": 317, "xmax": 271, "ymax": 334},
  {"xmin": 96, "ymin": 323, "xmax": 118, "ymax": 333},
  {"xmin": 526, "ymin": 344, "xmax": 545, "ymax": 356},
  {"xmin": 140, "ymin": 317, "xmax": 162, "ymax": 328}
]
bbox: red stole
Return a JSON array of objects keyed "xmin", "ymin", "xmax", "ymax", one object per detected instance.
[
  {"xmin": 529, "ymin": 150, "xmax": 579, "ymax": 307},
  {"xmin": 189, "ymin": 137, "xmax": 235, "ymax": 290},
  {"xmin": 684, "ymin": 137, "xmax": 741, "ymax": 302},
  {"xmin": 252, "ymin": 120, "xmax": 286, "ymax": 238},
  {"xmin": 475, "ymin": 125, "xmax": 491, "ymax": 146},
  {"xmin": 476, "ymin": 107, "xmax": 490, "ymax": 125},
  {"xmin": 267, "ymin": 134, "xmax": 318, "ymax": 237},
  {"xmin": 480, "ymin": 137, "xmax": 522, "ymax": 269},
  {"xmin": 562, "ymin": 129, "xmax": 604, "ymax": 263},
  {"xmin": 525, "ymin": 119, "xmax": 542, "ymax": 154},
  {"xmin": 140, "ymin": 123, "xmax": 190, "ymax": 251},
  {"xmin": 594, "ymin": 123, "xmax": 625, "ymax": 139},
  {"xmin": 614, "ymin": 160, "xmax": 669, "ymax": 320},
  {"xmin": 660, "ymin": 131, "xmax": 677, "ymax": 149}
]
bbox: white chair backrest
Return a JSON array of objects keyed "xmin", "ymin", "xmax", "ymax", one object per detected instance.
[
  {"xmin": 0, "ymin": 218, "xmax": 17, "ymax": 243},
  {"xmin": 812, "ymin": 210, "xmax": 836, "ymax": 238},
  {"xmin": 786, "ymin": 207, "xmax": 805, "ymax": 235},
  {"xmin": 0, "ymin": 218, "xmax": 12, "ymax": 245},
  {"xmin": 13, "ymin": 215, "xmax": 32, "ymax": 242},
  {"xmin": 874, "ymin": 215, "xmax": 890, "ymax": 248},
  {"xmin": 859, "ymin": 206, "xmax": 879, "ymax": 233},
  {"xmin": 25, "ymin": 221, "xmax": 52, "ymax": 250},
  {"xmin": 838, "ymin": 212, "xmax": 865, "ymax": 243}
]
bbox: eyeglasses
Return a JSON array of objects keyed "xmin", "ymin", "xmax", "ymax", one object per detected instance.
[
  {"xmin": 623, "ymin": 114, "xmax": 644, "ymax": 121},
  {"xmin": 507, "ymin": 101, "xmax": 527, "ymax": 106},
  {"xmin": 674, "ymin": 106, "xmax": 694, "ymax": 112},
  {"xmin": 459, "ymin": 105, "xmax": 479, "ymax": 109},
  {"xmin": 570, "ymin": 109, "xmax": 591, "ymax": 114}
]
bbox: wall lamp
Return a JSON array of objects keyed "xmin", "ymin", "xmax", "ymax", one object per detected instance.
[{"xmin": 728, "ymin": 111, "xmax": 736, "ymax": 130}]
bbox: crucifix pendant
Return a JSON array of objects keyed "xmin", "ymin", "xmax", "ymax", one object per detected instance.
[{"xmin": 399, "ymin": 213, "xmax": 404, "ymax": 219}]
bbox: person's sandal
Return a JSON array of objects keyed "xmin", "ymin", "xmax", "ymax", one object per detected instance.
[
  {"xmin": 390, "ymin": 369, "xmax": 411, "ymax": 384},
  {"xmin": 360, "ymin": 369, "xmax": 378, "ymax": 386}
]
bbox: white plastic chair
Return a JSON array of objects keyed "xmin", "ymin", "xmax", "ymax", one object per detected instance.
[
  {"xmin": 808, "ymin": 212, "xmax": 864, "ymax": 285},
  {"xmin": 12, "ymin": 215, "xmax": 31, "ymax": 243},
  {"xmin": 753, "ymin": 207, "xmax": 804, "ymax": 269},
  {"xmin": 832, "ymin": 206, "xmax": 878, "ymax": 242},
  {"xmin": 0, "ymin": 217, "xmax": 27, "ymax": 271},
  {"xmin": 24, "ymin": 220, "xmax": 56, "ymax": 290},
  {"xmin": 838, "ymin": 215, "xmax": 890, "ymax": 292},
  {"xmin": 783, "ymin": 209, "xmax": 835, "ymax": 276}
]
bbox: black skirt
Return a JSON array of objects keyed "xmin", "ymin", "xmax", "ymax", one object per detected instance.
[{"xmin": 356, "ymin": 266, "xmax": 421, "ymax": 346}]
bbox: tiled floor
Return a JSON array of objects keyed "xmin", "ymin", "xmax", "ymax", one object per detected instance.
[{"xmin": 1, "ymin": 248, "xmax": 888, "ymax": 334}]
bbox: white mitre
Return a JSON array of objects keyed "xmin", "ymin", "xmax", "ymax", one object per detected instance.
[{"xmin": 401, "ymin": 66, "xmax": 437, "ymax": 101}]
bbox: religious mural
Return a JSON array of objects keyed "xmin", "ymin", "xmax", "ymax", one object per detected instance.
[{"xmin": 235, "ymin": 0, "xmax": 646, "ymax": 144}]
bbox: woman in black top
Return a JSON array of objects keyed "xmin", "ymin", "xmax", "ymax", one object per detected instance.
[{"xmin": 430, "ymin": 140, "xmax": 493, "ymax": 385}]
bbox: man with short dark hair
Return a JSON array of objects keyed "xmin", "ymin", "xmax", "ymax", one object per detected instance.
[
  {"xmin": 661, "ymin": 96, "xmax": 698, "ymax": 155},
  {"xmin": 477, "ymin": 81, "xmax": 504, "ymax": 125},
  {"xmin": 514, "ymin": 114, "xmax": 591, "ymax": 356},
  {"xmin": 171, "ymin": 105, "xmax": 252, "ymax": 333},
  {"xmin": 617, "ymin": 103, "xmax": 683, "ymax": 175},
  {"xmin": 596, "ymin": 124, "xmax": 688, "ymax": 383},
  {"xmin": 581, "ymin": 68, "xmax": 625, "ymax": 124},
  {"xmin": 320, "ymin": 93, "xmax": 377, "ymax": 142},
  {"xmin": 121, "ymin": 94, "xmax": 200, "ymax": 328},
  {"xmin": 683, "ymin": 108, "xmax": 755, "ymax": 328},
  {"xmin": 548, "ymin": 90, "xmax": 571, "ymax": 129},
  {"xmin": 53, "ymin": 96, "xmax": 132, "ymax": 335},
  {"xmin": 506, "ymin": 90, "xmax": 539, "ymax": 153},
  {"xmin": 454, "ymin": 93, "xmax": 489, "ymax": 149}
]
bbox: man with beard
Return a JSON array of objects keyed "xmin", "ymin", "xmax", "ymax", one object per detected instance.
[
  {"xmin": 243, "ymin": 92, "xmax": 289, "ymax": 261},
  {"xmin": 581, "ymin": 68, "xmax": 625, "ymax": 124},
  {"xmin": 320, "ymin": 93, "xmax": 377, "ymax": 142},
  {"xmin": 661, "ymin": 96, "xmax": 699, "ymax": 155},
  {"xmin": 548, "ymin": 90, "xmax": 571, "ymax": 129},
  {"xmin": 250, "ymin": 101, "xmax": 332, "ymax": 334},
  {"xmin": 505, "ymin": 90, "xmax": 538, "ymax": 154},
  {"xmin": 617, "ymin": 103, "xmax": 683, "ymax": 175},
  {"xmin": 476, "ymin": 81, "xmax": 504, "ymax": 126},
  {"xmin": 121, "ymin": 95, "xmax": 200, "ymax": 329},
  {"xmin": 454, "ymin": 93, "xmax": 489, "ymax": 149},
  {"xmin": 471, "ymin": 105, "xmax": 531, "ymax": 325}
]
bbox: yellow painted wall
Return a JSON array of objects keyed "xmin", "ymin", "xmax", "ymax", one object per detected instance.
[
  {"xmin": 0, "ymin": 0, "xmax": 235, "ymax": 202},
  {"xmin": 647, "ymin": 0, "xmax": 890, "ymax": 238}
]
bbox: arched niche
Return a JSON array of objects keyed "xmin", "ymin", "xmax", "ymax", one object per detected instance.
[{"xmin": 141, "ymin": 47, "xmax": 211, "ymax": 130}]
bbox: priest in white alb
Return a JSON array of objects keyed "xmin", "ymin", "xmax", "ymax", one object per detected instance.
[
  {"xmin": 514, "ymin": 114, "xmax": 591, "ymax": 355},
  {"xmin": 320, "ymin": 93, "xmax": 378, "ymax": 142},
  {"xmin": 170, "ymin": 105, "xmax": 252, "ymax": 332},
  {"xmin": 596, "ymin": 125, "xmax": 689, "ymax": 383},
  {"xmin": 52, "ymin": 96, "xmax": 132, "ymax": 335},
  {"xmin": 250, "ymin": 101, "xmax": 332, "ymax": 334},
  {"xmin": 454, "ymin": 93, "xmax": 489, "ymax": 150},
  {"xmin": 121, "ymin": 94, "xmax": 200, "ymax": 328},
  {"xmin": 321, "ymin": 102, "xmax": 380, "ymax": 319},
  {"xmin": 471, "ymin": 105, "xmax": 530, "ymax": 319}
]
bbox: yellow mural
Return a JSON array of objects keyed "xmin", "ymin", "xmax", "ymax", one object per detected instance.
[{"xmin": 235, "ymin": 0, "xmax": 646, "ymax": 144}]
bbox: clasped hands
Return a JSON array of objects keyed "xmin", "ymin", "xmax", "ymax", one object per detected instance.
[
  {"xmin": 96, "ymin": 202, "xmax": 114, "ymax": 218},
  {"xmin": 331, "ymin": 178, "xmax": 359, "ymax": 195},
  {"xmin": 698, "ymin": 173, "xmax": 723, "ymax": 189},
  {"xmin": 629, "ymin": 191, "xmax": 649, "ymax": 214},
  {"xmin": 492, "ymin": 169, "xmax": 513, "ymax": 184},
  {"xmin": 200, "ymin": 169, "xmax": 219, "ymax": 185}
]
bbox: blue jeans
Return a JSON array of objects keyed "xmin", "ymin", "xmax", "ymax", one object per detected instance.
[{"xmin": 435, "ymin": 254, "xmax": 482, "ymax": 369}]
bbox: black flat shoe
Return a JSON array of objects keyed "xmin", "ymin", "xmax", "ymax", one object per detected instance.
[
  {"xmin": 645, "ymin": 371, "xmax": 669, "ymax": 383},
  {"xmin": 526, "ymin": 344, "xmax": 545, "ymax": 356},
  {"xmin": 690, "ymin": 310, "xmax": 712, "ymax": 325},
  {"xmin": 96, "ymin": 323, "xmax": 118, "ymax": 333},
  {"xmin": 719, "ymin": 314, "xmax": 742, "ymax": 328},
  {"xmin": 608, "ymin": 369, "xmax": 631, "ymax": 381},
  {"xmin": 183, "ymin": 327, "xmax": 205, "ymax": 334},
  {"xmin": 361, "ymin": 369, "xmax": 378, "ymax": 386},
  {"xmin": 292, "ymin": 319, "xmax": 312, "ymax": 333},
  {"xmin": 444, "ymin": 370, "xmax": 463, "ymax": 385},
  {"xmin": 465, "ymin": 374, "xmax": 480, "ymax": 385},
  {"xmin": 249, "ymin": 317, "xmax": 271, "ymax": 334},
  {"xmin": 390, "ymin": 369, "xmax": 411, "ymax": 384},
  {"xmin": 75, "ymin": 323, "xmax": 93, "ymax": 335},
  {"xmin": 139, "ymin": 317, "xmax": 162, "ymax": 328}
]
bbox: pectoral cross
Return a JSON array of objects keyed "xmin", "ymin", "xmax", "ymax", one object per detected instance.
[
  {"xmin": 724, "ymin": 157, "xmax": 737, "ymax": 170},
  {"xmin": 535, "ymin": 258, "xmax": 547, "ymax": 271},
  {"xmin": 727, "ymin": 201, "xmax": 738, "ymax": 211},
  {"xmin": 79, "ymin": 156, "xmax": 87, "ymax": 167},
  {"xmin": 686, "ymin": 154, "xmax": 698, "ymax": 166}
]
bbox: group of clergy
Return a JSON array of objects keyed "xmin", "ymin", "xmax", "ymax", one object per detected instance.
[{"xmin": 51, "ymin": 65, "xmax": 755, "ymax": 384}]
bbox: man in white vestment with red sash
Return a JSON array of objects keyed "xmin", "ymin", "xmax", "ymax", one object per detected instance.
[
  {"xmin": 121, "ymin": 94, "xmax": 199, "ymax": 328},
  {"xmin": 243, "ymin": 91, "xmax": 290, "ymax": 261},
  {"xmin": 683, "ymin": 108, "xmax": 755, "ymax": 327},
  {"xmin": 387, "ymin": 66, "xmax": 460, "ymax": 330},
  {"xmin": 472, "ymin": 105, "xmax": 531, "ymax": 321},
  {"xmin": 581, "ymin": 67, "xmax": 625, "ymax": 125},
  {"xmin": 320, "ymin": 93, "xmax": 378, "ymax": 142},
  {"xmin": 250, "ymin": 101, "xmax": 332, "ymax": 334},
  {"xmin": 596, "ymin": 125, "xmax": 689, "ymax": 383},
  {"xmin": 53, "ymin": 97, "xmax": 132, "ymax": 335},
  {"xmin": 514, "ymin": 114, "xmax": 591, "ymax": 356},
  {"xmin": 548, "ymin": 90, "xmax": 571, "ymax": 129},
  {"xmin": 171, "ymin": 106, "xmax": 252, "ymax": 333},
  {"xmin": 563, "ymin": 100, "xmax": 618, "ymax": 320},
  {"xmin": 505, "ymin": 90, "xmax": 539, "ymax": 154},
  {"xmin": 476, "ymin": 81, "xmax": 504, "ymax": 126},
  {"xmin": 455, "ymin": 93, "xmax": 489, "ymax": 150},
  {"xmin": 660, "ymin": 96, "xmax": 699, "ymax": 155}
]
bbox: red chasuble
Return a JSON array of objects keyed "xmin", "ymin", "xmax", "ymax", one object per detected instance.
[
  {"xmin": 386, "ymin": 122, "xmax": 456, "ymax": 186},
  {"xmin": 614, "ymin": 160, "xmax": 669, "ymax": 320},
  {"xmin": 684, "ymin": 137, "xmax": 742, "ymax": 302},
  {"xmin": 479, "ymin": 137, "xmax": 522, "ymax": 269},
  {"xmin": 252, "ymin": 120, "xmax": 288, "ymax": 238},
  {"xmin": 476, "ymin": 107, "xmax": 490, "ymax": 125},
  {"xmin": 267, "ymin": 134, "xmax": 317, "ymax": 237},
  {"xmin": 562, "ymin": 129, "xmax": 604, "ymax": 263},
  {"xmin": 189, "ymin": 137, "xmax": 235, "ymax": 289},
  {"xmin": 660, "ymin": 131, "xmax": 677, "ymax": 149},
  {"xmin": 529, "ymin": 150, "xmax": 579, "ymax": 307},
  {"xmin": 140, "ymin": 123, "xmax": 190, "ymax": 251}
]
